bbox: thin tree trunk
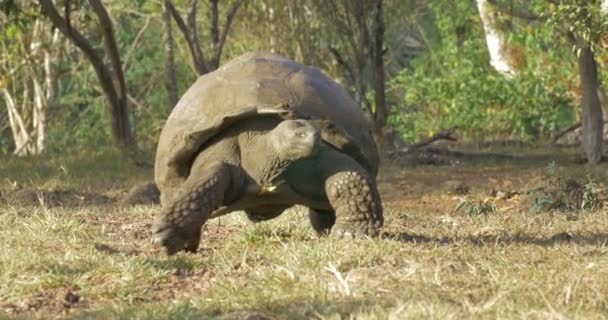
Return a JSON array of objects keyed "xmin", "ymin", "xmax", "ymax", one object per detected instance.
[
  {"xmin": 89, "ymin": 0, "xmax": 133, "ymax": 148},
  {"xmin": 578, "ymin": 44, "xmax": 603, "ymax": 164},
  {"xmin": 210, "ymin": 0, "xmax": 219, "ymax": 66},
  {"xmin": 212, "ymin": 0, "xmax": 244, "ymax": 70},
  {"xmin": 166, "ymin": 0, "xmax": 207, "ymax": 75},
  {"xmin": 3, "ymin": 89, "xmax": 32, "ymax": 156},
  {"xmin": 371, "ymin": 0, "xmax": 388, "ymax": 147},
  {"xmin": 186, "ymin": 0, "xmax": 207, "ymax": 74},
  {"xmin": 163, "ymin": 0, "xmax": 179, "ymax": 109}
]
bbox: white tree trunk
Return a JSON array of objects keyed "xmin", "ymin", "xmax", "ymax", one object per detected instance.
[
  {"xmin": 3, "ymin": 89, "xmax": 32, "ymax": 156},
  {"xmin": 1, "ymin": 19, "xmax": 60, "ymax": 156},
  {"xmin": 476, "ymin": 0, "xmax": 517, "ymax": 76}
]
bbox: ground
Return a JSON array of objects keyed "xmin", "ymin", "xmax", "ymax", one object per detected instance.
[{"xmin": 0, "ymin": 145, "xmax": 607, "ymax": 319}]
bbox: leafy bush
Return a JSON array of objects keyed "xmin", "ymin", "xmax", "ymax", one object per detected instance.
[
  {"xmin": 387, "ymin": 1, "xmax": 576, "ymax": 143},
  {"xmin": 525, "ymin": 162, "xmax": 601, "ymax": 213}
]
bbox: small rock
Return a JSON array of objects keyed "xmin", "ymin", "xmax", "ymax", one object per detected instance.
[
  {"xmin": 63, "ymin": 290, "xmax": 80, "ymax": 309},
  {"xmin": 442, "ymin": 180, "xmax": 470, "ymax": 195},
  {"xmin": 94, "ymin": 243, "xmax": 120, "ymax": 254},
  {"xmin": 120, "ymin": 182, "xmax": 160, "ymax": 206},
  {"xmin": 495, "ymin": 191, "xmax": 510, "ymax": 200}
]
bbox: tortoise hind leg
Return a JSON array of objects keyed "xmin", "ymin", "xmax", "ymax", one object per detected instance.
[{"xmin": 153, "ymin": 161, "xmax": 243, "ymax": 255}]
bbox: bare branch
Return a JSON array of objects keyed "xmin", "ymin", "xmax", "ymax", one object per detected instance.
[
  {"xmin": 329, "ymin": 46, "xmax": 356, "ymax": 85},
  {"xmin": 394, "ymin": 127, "xmax": 459, "ymax": 154},
  {"xmin": 163, "ymin": 0, "xmax": 179, "ymax": 108},
  {"xmin": 166, "ymin": 0, "xmax": 207, "ymax": 75},
  {"xmin": 213, "ymin": 0, "xmax": 244, "ymax": 69},
  {"xmin": 65, "ymin": 0, "xmax": 71, "ymax": 36},
  {"xmin": 39, "ymin": 0, "xmax": 105, "ymax": 71},
  {"xmin": 123, "ymin": 16, "xmax": 151, "ymax": 70},
  {"xmin": 187, "ymin": 0, "xmax": 207, "ymax": 74},
  {"xmin": 210, "ymin": 0, "xmax": 219, "ymax": 55}
]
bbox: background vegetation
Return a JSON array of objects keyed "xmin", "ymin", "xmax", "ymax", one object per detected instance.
[{"xmin": 2, "ymin": 0, "xmax": 606, "ymax": 158}]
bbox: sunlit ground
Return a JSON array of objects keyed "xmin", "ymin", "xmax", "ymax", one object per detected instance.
[{"xmin": 1, "ymin": 146, "xmax": 607, "ymax": 319}]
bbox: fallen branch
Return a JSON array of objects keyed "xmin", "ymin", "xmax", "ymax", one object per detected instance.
[
  {"xmin": 393, "ymin": 126, "xmax": 459, "ymax": 154},
  {"xmin": 549, "ymin": 120, "xmax": 608, "ymax": 144}
]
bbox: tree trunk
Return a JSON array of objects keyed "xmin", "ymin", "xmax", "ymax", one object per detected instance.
[
  {"xmin": 578, "ymin": 44, "xmax": 603, "ymax": 164},
  {"xmin": 3, "ymin": 89, "xmax": 32, "ymax": 156},
  {"xmin": 88, "ymin": 0, "xmax": 133, "ymax": 148},
  {"xmin": 476, "ymin": 0, "xmax": 516, "ymax": 76},
  {"xmin": 163, "ymin": 0, "xmax": 179, "ymax": 109},
  {"xmin": 371, "ymin": 0, "xmax": 389, "ymax": 148},
  {"xmin": 39, "ymin": 0, "xmax": 134, "ymax": 148}
]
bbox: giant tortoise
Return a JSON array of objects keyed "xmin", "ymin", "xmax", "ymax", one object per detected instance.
[{"xmin": 153, "ymin": 52, "xmax": 383, "ymax": 254}]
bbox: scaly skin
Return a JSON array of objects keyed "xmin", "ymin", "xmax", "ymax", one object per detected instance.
[
  {"xmin": 153, "ymin": 162, "xmax": 231, "ymax": 255},
  {"xmin": 324, "ymin": 170, "xmax": 383, "ymax": 237}
]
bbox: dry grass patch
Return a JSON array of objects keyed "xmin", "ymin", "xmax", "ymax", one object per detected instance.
[{"xmin": 1, "ymin": 148, "xmax": 607, "ymax": 319}]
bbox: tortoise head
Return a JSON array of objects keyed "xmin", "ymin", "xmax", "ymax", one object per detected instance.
[{"xmin": 270, "ymin": 119, "xmax": 320, "ymax": 161}]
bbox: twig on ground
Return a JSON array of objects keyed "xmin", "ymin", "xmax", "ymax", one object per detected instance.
[{"xmin": 392, "ymin": 126, "xmax": 459, "ymax": 155}]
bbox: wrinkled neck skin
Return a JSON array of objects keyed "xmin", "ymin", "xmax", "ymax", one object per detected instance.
[
  {"xmin": 238, "ymin": 131, "xmax": 291, "ymax": 188},
  {"xmin": 240, "ymin": 121, "xmax": 320, "ymax": 188}
]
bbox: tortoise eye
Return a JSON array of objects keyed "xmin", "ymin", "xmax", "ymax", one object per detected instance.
[{"xmin": 296, "ymin": 131, "xmax": 306, "ymax": 138}]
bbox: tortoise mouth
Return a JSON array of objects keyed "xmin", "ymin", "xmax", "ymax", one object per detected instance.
[{"xmin": 271, "ymin": 119, "xmax": 321, "ymax": 161}]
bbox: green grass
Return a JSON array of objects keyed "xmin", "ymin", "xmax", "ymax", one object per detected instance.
[{"xmin": 1, "ymin": 148, "xmax": 608, "ymax": 319}]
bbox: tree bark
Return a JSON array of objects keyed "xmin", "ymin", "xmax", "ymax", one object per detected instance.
[
  {"xmin": 371, "ymin": 0, "xmax": 389, "ymax": 147},
  {"xmin": 163, "ymin": 0, "xmax": 179, "ymax": 109},
  {"xmin": 88, "ymin": 0, "xmax": 132, "ymax": 148},
  {"xmin": 166, "ymin": 0, "xmax": 243, "ymax": 74},
  {"xmin": 476, "ymin": 0, "xmax": 517, "ymax": 76},
  {"xmin": 38, "ymin": 0, "xmax": 133, "ymax": 148},
  {"xmin": 578, "ymin": 44, "xmax": 603, "ymax": 164},
  {"xmin": 211, "ymin": 0, "xmax": 244, "ymax": 70},
  {"xmin": 166, "ymin": 0, "xmax": 207, "ymax": 75}
]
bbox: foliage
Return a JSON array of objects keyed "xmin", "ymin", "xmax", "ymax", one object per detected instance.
[
  {"xmin": 525, "ymin": 161, "xmax": 601, "ymax": 213},
  {"xmin": 581, "ymin": 174, "xmax": 601, "ymax": 210},
  {"xmin": 387, "ymin": 1, "xmax": 577, "ymax": 143},
  {"xmin": 1, "ymin": 0, "xmax": 607, "ymax": 154},
  {"xmin": 455, "ymin": 196, "xmax": 497, "ymax": 216},
  {"xmin": 543, "ymin": 0, "xmax": 608, "ymax": 52}
]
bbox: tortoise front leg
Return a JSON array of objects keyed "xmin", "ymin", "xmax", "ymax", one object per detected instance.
[
  {"xmin": 153, "ymin": 161, "xmax": 242, "ymax": 255},
  {"xmin": 319, "ymin": 151, "xmax": 383, "ymax": 237},
  {"xmin": 308, "ymin": 209, "xmax": 336, "ymax": 235}
]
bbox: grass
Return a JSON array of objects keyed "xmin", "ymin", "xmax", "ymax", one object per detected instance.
[{"xmin": 1, "ymin": 147, "xmax": 608, "ymax": 319}]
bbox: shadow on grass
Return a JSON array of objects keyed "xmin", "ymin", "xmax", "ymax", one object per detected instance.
[{"xmin": 382, "ymin": 231, "xmax": 608, "ymax": 247}]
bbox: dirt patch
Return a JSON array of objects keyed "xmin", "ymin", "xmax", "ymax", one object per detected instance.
[
  {"xmin": 1, "ymin": 188, "xmax": 113, "ymax": 208},
  {"xmin": 0, "ymin": 288, "xmax": 87, "ymax": 317},
  {"xmin": 218, "ymin": 311, "xmax": 277, "ymax": 320}
]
